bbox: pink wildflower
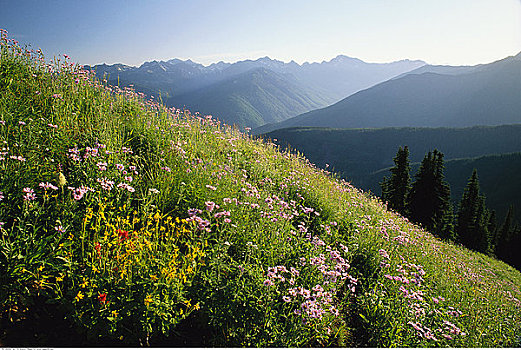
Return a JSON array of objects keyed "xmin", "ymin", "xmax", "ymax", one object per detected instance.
[
  {"xmin": 205, "ymin": 201, "xmax": 216, "ymax": 212},
  {"xmin": 55, "ymin": 225, "xmax": 66, "ymax": 234},
  {"xmin": 22, "ymin": 187, "xmax": 36, "ymax": 201},
  {"xmin": 96, "ymin": 162, "xmax": 107, "ymax": 171},
  {"xmin": 408, "ymin": 321, "xmax": 424, "ymax": 333},
  {"xmin": 39, "ymin": 182, "xmax": 58, "ymax": 191},
  {"xmin": 263, "ymin": 279, "xmax": 274, "ymax": 287},
  {"xmin": 97, "ymin": 178, "xmax": 114, "ymax": 191},
  {"xmin": 378, "ymin": 249, "xmax": 390, "ymax": 259},
  {"xmin": 117, "ymin": 183, "xmax": 135, "ymax": 193}
]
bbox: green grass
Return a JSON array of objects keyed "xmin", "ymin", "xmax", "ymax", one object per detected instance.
[{"xmin": 1, "ymin": 32, "xmax": 520, "ymax": 347}]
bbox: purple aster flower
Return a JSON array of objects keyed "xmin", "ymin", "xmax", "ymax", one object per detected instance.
[
  {"xmin": 39, "ymin": 182, "xmax": 58, "ymax": 191},
  {"xmin": 117, "ymin": 183, "xmax": 135, "ymax": 193},
  {"xmin": 22, "ymin": 187, "xmax": 36, "ymax": 201},
  {"xmin": 205, "ymin": 201, "xmax": 216, "ymax": 212},
  {"xmin": 97, "ymin": 178, "xmax": 114, "ymax": 191},
  {"xmin": 55, "ymin": 225, "xmax": 66, "ymax": 234},
  {"xmin": 263, "ymin": 279, "xmax": 274, "ymax": 287}
]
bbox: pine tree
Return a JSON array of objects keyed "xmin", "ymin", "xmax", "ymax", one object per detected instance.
[
  {"xmin": 496, "ymin": 205, "xmax": 514, "ymax": 261},
  {"xmin": 407, "ymin": 151, "xmax": 436, "ymax": 228},
  {"xmin": 431, "ymin": 151, "xmax": 454, "ymax": 239},
  {"xmin": 456, "ymin": 169, "xmax": 490, "ymax": 253},
  {"xmin": 475, "ymin": 195, "xmax": 490, "ymax": 253},
  {"xmin": 407, "ymin": 150, "xmax": 454, "ymax": 239},
  {"xmin": 508, "ymin": 226, "xmax": 521, "ymax": 271},
  {"xmin": 487, "ymin": 210, "xmax": 497, "ymax": 254},
  {"xmin": 381, "ymin": 146, "xmax": 411, "ymax": 215}
]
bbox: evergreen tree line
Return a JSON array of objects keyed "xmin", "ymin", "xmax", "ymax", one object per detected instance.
[{"xmin": 381, "ymin": 146, "xmax": 521, "ymax": 271}]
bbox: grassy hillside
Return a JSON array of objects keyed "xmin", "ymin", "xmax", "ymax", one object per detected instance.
[{"xmin": 1, "ymin": 34, "xmax": 521, "ymax": 347}]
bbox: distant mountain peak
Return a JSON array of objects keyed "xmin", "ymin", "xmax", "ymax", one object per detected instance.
[
  {"xmin": 166, "ymin": 58, "xmax": 200, "ymax": 67},
  {"xmin": 254, "ymin": 56, "xmax": 285, "ymax": 65},
  {"xmin": 330, "ymin": 55, "xmax": 364, "ymax": 64}
]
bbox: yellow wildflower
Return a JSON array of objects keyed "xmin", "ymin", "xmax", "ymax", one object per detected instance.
[
  {"xmin": 84, "ymin": 207, "xmax": 94, "ymax": 221},
  {"xmin": 144, "ymin": 294, "xmax": 153, "ymax": 307},
  {"xmin": 80, "ymin": 277, "xmax": 89, "ymax": 288},
  {"xmin": 74, "ymin": 291, "xmax": 84, "ymax": 302}
]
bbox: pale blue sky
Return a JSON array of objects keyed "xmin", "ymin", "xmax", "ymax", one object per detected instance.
[{"xmin": 1, "ymin": 0, "xmax": 520, "ymax": 67}]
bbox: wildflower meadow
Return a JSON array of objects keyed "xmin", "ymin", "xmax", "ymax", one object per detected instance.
[{"xmin": 0, "ymin": 29, "xmax": 520, "ymax": 347}]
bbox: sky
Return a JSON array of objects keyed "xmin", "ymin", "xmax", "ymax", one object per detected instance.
[{"xmin": 1, "ymin": 0, "xmax": 520, "ymax": 67}]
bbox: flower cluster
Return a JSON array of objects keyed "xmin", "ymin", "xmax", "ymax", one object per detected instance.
[
  {"xmin": 264, "ymin": 244, "xmax": 356, "ymax": 323},
  {"xmin": 22, "ymin": 187, "xmax": 36, "ymax": 201},
  {"xmin": 68, "ymin": 185, "xmax": 94, "ymax": 201},
  {"xmin": 186, "ymin": 208, "xmax": 211, "ymax": 232}
]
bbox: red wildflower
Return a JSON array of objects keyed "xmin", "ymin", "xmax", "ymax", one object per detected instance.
[
  {"xmin": 117, "ymin": 229, "xmax": 130, "ymax": 241},
  {"xmin": 98, "ymin": 292, "xmax": 107, "ymax": 304},
  {"xmin": 94, "ymin": 242, "xmax": 101, "ymax": 257}
]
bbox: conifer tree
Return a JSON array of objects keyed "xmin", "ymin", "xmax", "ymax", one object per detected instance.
[
  {"xmin": 381, "ymin": 146, "xmax": 411, "ymax": 215},
  {"xmin": 456, "ymin": 169, "xmax": 490, "ymax": 253},
  {"xmin": 432, "ymin": 151, "xmax": 454, "ymax": 239},
  {"xmin": 407, "ymin": 150, "xmax": 454, "ymax": 239},
  {"xmin": 496, "ymin": 205, "xmax": 514, "ymax": 261},
  {"xmin": 487, "ymin": 210, "xmax": 497, "ymax": 254},
  {"xmin": 475, "ymin": 195, "xmax": 491, "ymax": 253},
  {"xmin": 508, "ymin": 226, "xmax": 521, "ymax": 271}
]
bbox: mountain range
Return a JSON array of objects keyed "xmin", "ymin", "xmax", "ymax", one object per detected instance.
[
  {"xmin": 255, "ymin": 52, "xmax": 521, "ymax": 133},
  {"xmin": 85, "ymin": 56, "xmax": 425, "ymax": 127}
]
